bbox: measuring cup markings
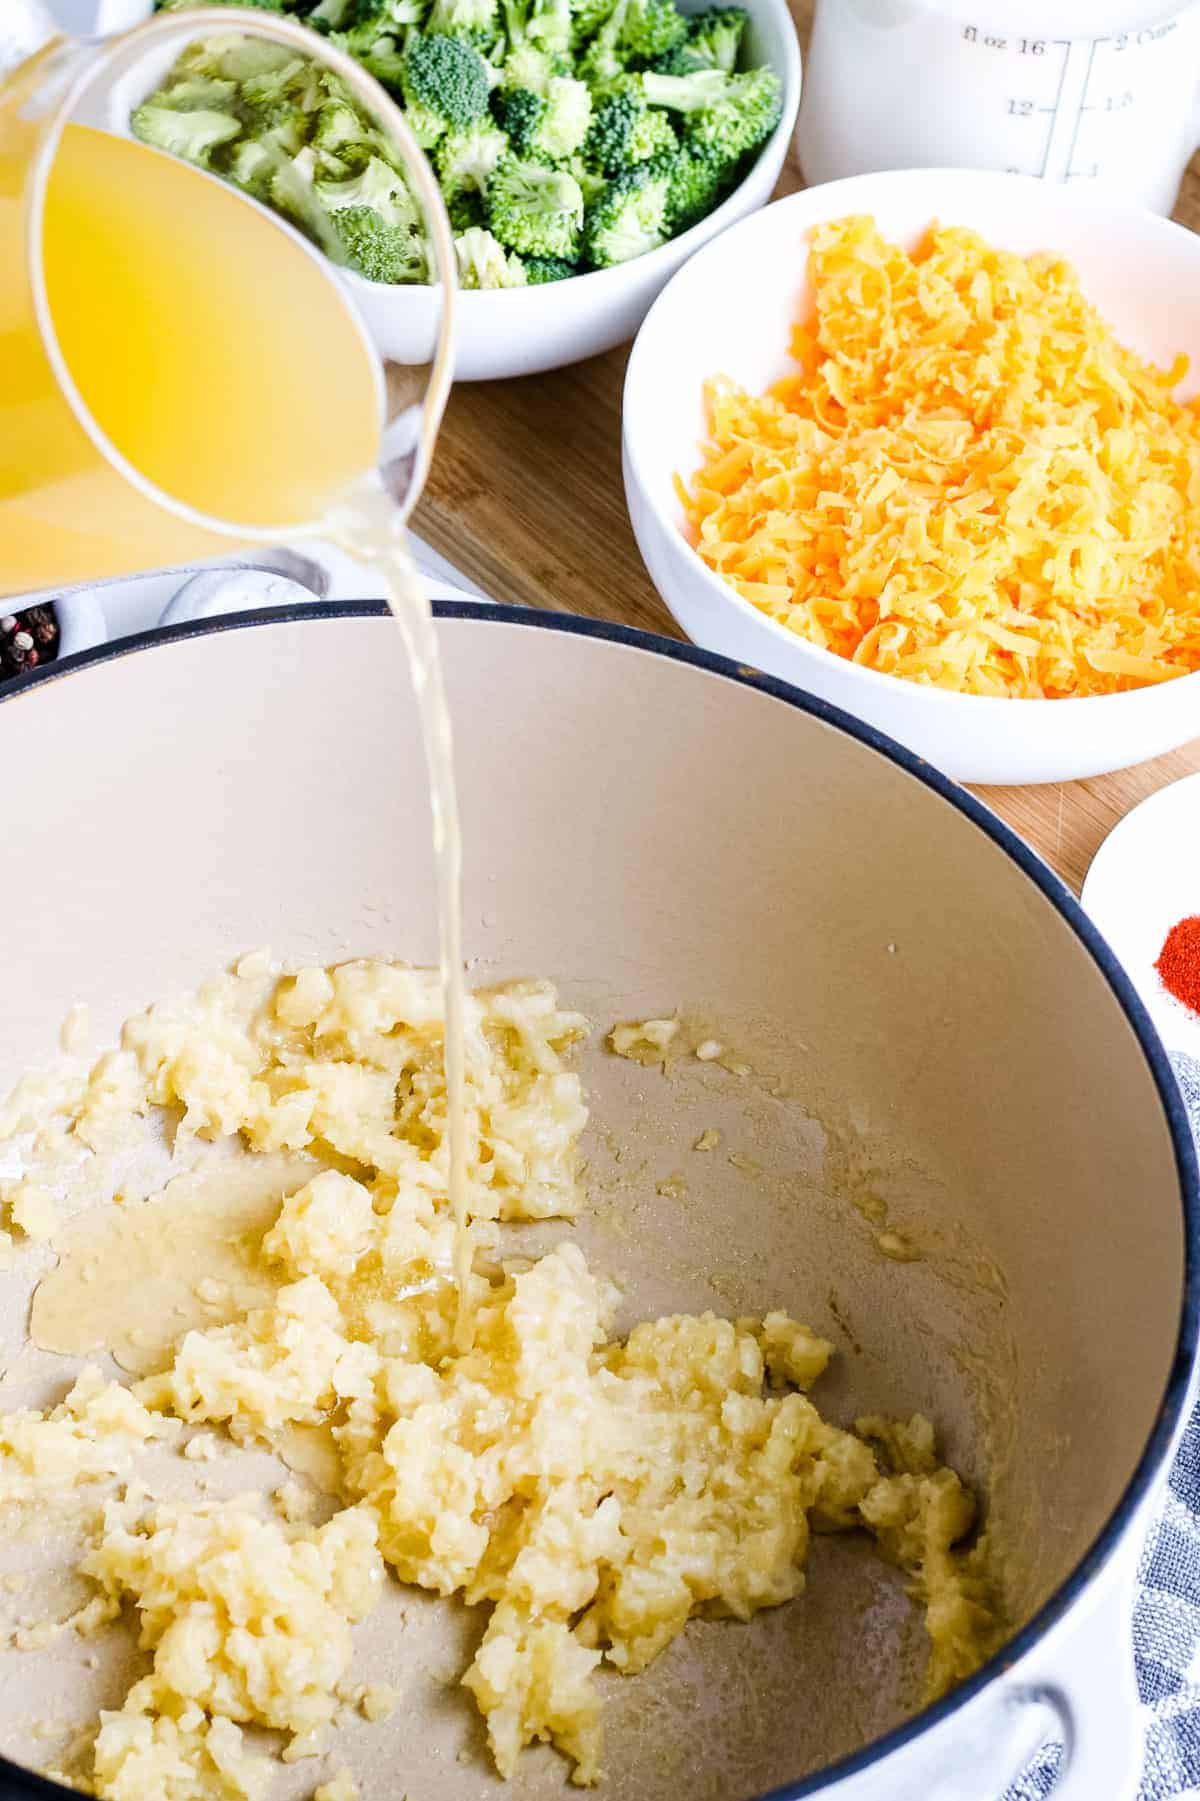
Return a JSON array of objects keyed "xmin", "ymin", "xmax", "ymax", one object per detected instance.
[
  {"xmin": 978, "ymin": 33, "xmax": 1075, "ymax": 179},
  {"xmin": 957, "ymin": 21, "xmax": 1188, "ymax": 187},
  {"xmin": 797, "ymin": 2, "xmax": 1200, "ymax": 213}
]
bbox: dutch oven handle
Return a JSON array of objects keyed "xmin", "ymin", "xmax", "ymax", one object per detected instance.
[{"xmin": 1006, "ymin": 1543, "xmax": 1142, "ymax": 1801}]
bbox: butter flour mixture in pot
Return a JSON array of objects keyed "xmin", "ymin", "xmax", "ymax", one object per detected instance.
[{"xmin": 0, "ymin": 957, "xmax": 997, "ymax": 1797}]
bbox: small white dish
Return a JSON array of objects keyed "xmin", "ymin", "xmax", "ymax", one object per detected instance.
[
  {"xmin": 91, "ymin": 0, "xmax": 801, "ymax": 383},
  {"xmin": 40, "ymin": 539, "xmax": 485, "ymax": 663},
  {"xmin": 622, "ymin": 169, "xmax": 1200, "ymax": 785},
  {"xmin": 1081, "ymin": 772, "xmax": 1200, "ymax": 1056},
  {"xmin": 52, "ymin": 559, "xmax": 328, "ymax": 659}
]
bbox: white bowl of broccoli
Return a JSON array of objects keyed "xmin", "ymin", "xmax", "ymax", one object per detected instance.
[{"xmin": 109, "ymin": 0, "xmax": 800, "ymax": 381}]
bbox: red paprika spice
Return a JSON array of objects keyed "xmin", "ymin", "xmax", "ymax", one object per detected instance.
[{"xmin": 1156, "ymin": 916, "xmax": 1200, "ymax": 1017}]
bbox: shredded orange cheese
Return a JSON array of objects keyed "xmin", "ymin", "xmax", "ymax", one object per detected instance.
[{"xmin": 681, "ymin": 216, "xmax": 1200, "ymax": 697}]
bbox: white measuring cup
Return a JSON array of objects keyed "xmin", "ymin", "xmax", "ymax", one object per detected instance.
[{"xmin": 796, "ymin": 0, "xmax": 1200, "ymax": 214}]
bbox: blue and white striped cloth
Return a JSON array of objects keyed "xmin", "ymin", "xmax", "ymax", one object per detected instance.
[{"xmin": 1005, "ymin": 1052, "xmax": 1200, "ymax": 1801}]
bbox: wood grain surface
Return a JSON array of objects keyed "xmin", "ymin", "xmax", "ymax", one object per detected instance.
[{"xmin": 412, "ymin": 0, "xmax": 1200, "ymax": 894}]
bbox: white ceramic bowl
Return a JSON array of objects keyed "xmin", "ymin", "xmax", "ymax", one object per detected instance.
[
  {"xmin": 98, "ymin": 0, "xmax": 800, "ymax": 384},
  {"xmin": 623, "ymin": 169, "xmax": 1200, "ymax": 786}
]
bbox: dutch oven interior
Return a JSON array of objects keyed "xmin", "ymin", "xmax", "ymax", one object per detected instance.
[{"xmin": 0, "ymin": 608, "xmax": 1186, "ymax": 1800}]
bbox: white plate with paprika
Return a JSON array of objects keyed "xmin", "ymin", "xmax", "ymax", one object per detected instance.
[{"xmin": 1081, "ymin": 772, "xmax": 1200, "ymax": 1056}]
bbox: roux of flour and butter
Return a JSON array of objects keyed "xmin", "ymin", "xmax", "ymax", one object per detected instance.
[{"xmin": 0, "ymin": 958, "xmax": 999, "ymax": 1799}]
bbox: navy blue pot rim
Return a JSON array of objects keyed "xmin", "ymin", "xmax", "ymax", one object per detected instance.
[{"xmin": 3, "ymin": 597, "xmax": 1197, "ymax": 1801}]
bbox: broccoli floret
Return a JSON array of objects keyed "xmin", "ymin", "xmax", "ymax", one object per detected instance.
[
  {"xmin": 663, "ymin": 136, "xmax": 730, "ymax": 231},
  {"xmin": 448, "ymin": 188, "xmax": 487, "ymax": 228},
  {"xmin": 437, "ymin": 117, "xmax": 510, "ymax": 207},
  {"xmin": 226, "ymin": 119, "xmax": 336, "ymax": 198},
  {"xmin": 225, "ymin": 139, "xmax": 349, "ymax": 260},
  {"xmin": 310, "ymin": 70, "xmax": 404, "ymax": 168},
  {"xmin": 583, "ymin": 88, "xmax": 674, "ymax": 171},
  {"xmin": 641, "ymin": 66, "xmax": 726, "ymax": 109},
  {"xmin": 312, "ymin": 143, "xmax": 356, "ymax": 177},
  {"xmin": 328, "ymin": 4, "xmax": 426, "ymax": 86},
  {"xmin": 501, "ymin": 0, "xmax": 572, "ymax": 57},
  {"xmin": 157, "ymin": 0, "xmax": 287, "ymax": 10},
  {"xmin": 317, "ymin": 66, "xmax": 373, "ymax": 108},
  {"xmin": 582, "ymin": 151, "xmax": 670, "ymax": 265},
  {"xmin": 331, "ymin": 0, "xmax": 420, "ymax": 24},
  {"xmin": 146, "ymin": 74, "xmax": 238, "ymax": 110},
  {"xmin": 684, "ymin": 64, "xmax": 780, "ymax": 157},
  {"xmin": 306, "ymin": 0, "xmax": 357, "ymax": 27},
  {"xmin": 401, "ymin": 33, "xmax": 490, "ymax": 145},
  {"xmin": 575, "ymin": 0, "xmax": 628, "ymax": 90},
  {"xmin": 265, "ymin": 143, "xmax": 345, "ymax": 255},
  {"xmin": 331, "ymin": 27, "xmax": 409, "ymax": 88},
  {"xmin": 227, "ymin": 136, "xmax": 277, "ymax": 198},
  {"xmin": 498, "ymin": 42, "xmax": 563, "ymax": 92},
  {"xmin": 130, "ymin": 102, "xmax": 242, "ymax": 165},
  {"xmin": 523, "ymin": 253, "xmax": 576, "ymax": 281},
  {"xmin": 563, "ymin": 152, "xmax": 607, "ymax": 205},
  {"xmin": 578, "ymin": 0, "xmax": 685, "ymax": 82},
  {"xmin": 569, "ymin": 0, "xmax": 618, "ymax": 45},
  {"xmin": 334, "ymin": 206, "xmax": 428, "ymax": 278},
  {"xmin": 267, "ymin": 108, "xmax": 314, "ymax": 154},
  {"xmin": 330, "ymin": 0, "xmax": 426, "ymax": 45},
  {"xmin": 315, "ymin": 155, "xmax": 428, "ymax": 279},
  {"xmin": 454, "ymin": 224, "xmax": 528, "ymax": 286},
  {"xmin": 649, "ymin": 40, "xmax": 709, "ymax": 73},
  {"xmin": 635, "ymin": 108, "xmax": 677, "ymax": 159},
  {"xmin": 428, "ymin": 0, "xmax": 500, "ymax": 37},
  {"xmin": 240, "ymin": 55, "xmax": 325, "ymax": 124},
  {"xmin": 595, "ymin": 69, "xmax": 641, "ymax": 96},
  {"xmin": 682, "ymin": 4, "xmax": 747, "ymax": 70},
  {"xmin": 532, "ymin": 0, "xmax": 573, "ymax": 51},
  {"xmin": 499, "ymin": 75, "xmax": 590, "ymax": 158},
  {"xmin": 311, "ymin": 94, "xmax": 378, "ymax": 169},
  {"xmin": 495, "ymin": 85, "xmax": 545, "ymax": 154},
  {"xmin": 537, "ymin": 75, "xmax": 592, "ymax": 156},
  {"xmin": 579, "ymin": 6, "xmax": 672, "ymax": 89},
  {"xmin": 577, "ymin": 38, "xmax": 622, "ymax": 90},
  {"xmin": 617, "ymin": 0, "xmax": 686, "ymax": 63},
  {"xmin": 316, "ymin": 152, "xmax": 420, "ymax": 219},
  {"xmin": 486, "ymin": 155, "xmax": 583, "ymax": 257},
  {"xmin": 176, "ymin": 32, "xmax": 295, "ymax": 82}
]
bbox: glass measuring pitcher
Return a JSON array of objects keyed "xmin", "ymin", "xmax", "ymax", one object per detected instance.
[
  {"xmin": 796, "ymin": 0, "xmax": 1200, "ymax": 214},
  {"xmin": 0, "ymin": 4, "xmax": 456, "ymax": 601}
]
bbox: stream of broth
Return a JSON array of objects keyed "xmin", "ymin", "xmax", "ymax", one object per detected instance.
[
  {"xmin": 331, "ymin": 485, "xmax": 473, "ymax": 1349},
  {"xmin": 7, "ymin": 114, "xmax": 474, "ymax": 1336}
]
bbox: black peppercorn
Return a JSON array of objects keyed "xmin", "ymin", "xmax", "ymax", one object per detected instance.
[{"xmin": 1, "ymin": 604, "xmax": 59, "ymax": 682}]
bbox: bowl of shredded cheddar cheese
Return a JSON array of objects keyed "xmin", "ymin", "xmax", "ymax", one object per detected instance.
[{"xmin": 623, "ymin": 168, "xmax": 1200, "ymax": 783}]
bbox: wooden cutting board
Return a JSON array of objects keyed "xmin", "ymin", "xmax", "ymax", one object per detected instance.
[{"xmin": 412, "ymin": 0, "xmax": 1200, "ymax": 896}]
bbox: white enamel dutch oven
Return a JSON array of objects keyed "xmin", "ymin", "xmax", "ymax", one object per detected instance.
[{"xmin": 0, "ymin": 605, "xmax": 1194, "ymax": 1801}]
